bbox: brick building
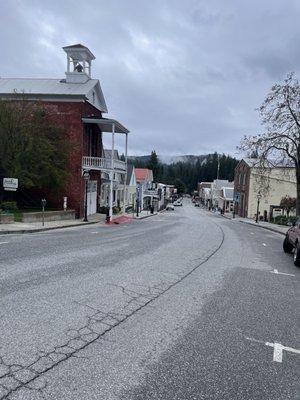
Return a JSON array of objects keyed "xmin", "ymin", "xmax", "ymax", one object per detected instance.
[
  {"xmin": 0, "ymin": 44, "xmax": 129, "ymax": 219},
  {"xmin": 234, "ymin": 158, "xmax": 296, "ymax": 220}
]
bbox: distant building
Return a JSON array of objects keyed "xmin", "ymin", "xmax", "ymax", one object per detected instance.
[
  {"xmin": 135, "ymin": 168, "xmax": 154, "ymax": 210},
  {"xmin": 211, "ymin": 180, "xmax": 233, "ymax": 208},
  {"xmin": 218, "ymin": 187, "xmax": 234, "ymax": 213},
  {"xmin": 125, "ymin": 164, "xmax": 137, "ymax": 208},
  {"xmin": 234, "ymin": 158, "xmax": 296, "ymax": 219},
  {"xmin": 198, "ymin": 182, "xmax": 213, "ymax": 207}
]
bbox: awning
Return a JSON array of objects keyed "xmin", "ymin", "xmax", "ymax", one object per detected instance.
[{"xmin": 82, "ymin": 117, "xmax": 129, "ymax": 134}]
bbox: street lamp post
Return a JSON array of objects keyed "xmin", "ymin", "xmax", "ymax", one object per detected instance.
[
  {"xmin": 136, "ymin": 186, "xmax": 140, "ymax": 217},
  {"xmin": 255, "ymin": 191, "xmax": 262, "ymax": 223},
  {"xmin": 82, "ymin": 170, "xmax": 90, "ymax": 222},
  {"xmin": 41, "ymin": 198, "xmax": 47, "ymax": 226}
]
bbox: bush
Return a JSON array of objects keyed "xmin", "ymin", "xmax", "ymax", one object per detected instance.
[
  {"xmin": 0, "ymin": 201, "xmax": 18, "ymax": 213},
  {"xmin": 288, "ymin": 216, "xmax": 297, "ymax": 226},
  {"xmin": 99, "ymin": 205, "xmax": 121, "ymax": 215},
  {"xmin": 273, "ymin": 215, "xmax": 287, "ymax": 225},
  {"xmin": 99, "ymin": 206, "xmax": 108, "ymax": 214},
  {"xmin": 113, "ymin": 206, "xmax": 121, "ymax": 214}
]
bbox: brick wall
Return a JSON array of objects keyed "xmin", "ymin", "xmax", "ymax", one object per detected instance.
[{"xmin": 40, "ymin": 101, "xmax": 103, "ymax": 218}]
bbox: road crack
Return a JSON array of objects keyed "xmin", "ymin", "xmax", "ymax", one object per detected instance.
[{"xmin": 0, "ymin": 223, "xmax": 224, "ymax": 399}]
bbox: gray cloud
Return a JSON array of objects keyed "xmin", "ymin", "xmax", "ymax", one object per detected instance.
[{"xmin": 1, "ymin": 0, "xmax": 300, "ymax": 156}]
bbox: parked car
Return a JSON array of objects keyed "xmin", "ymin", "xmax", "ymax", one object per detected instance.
[
  {"xmin": 174, "ymin": 200, "xmax": 182, "ymax": 206},
  {"xmin": 283, "ymin": 217, "xmax": 300, "ymax": 266},
  {"xmin": 166, "ymin": 204, "xmax": 175, "ymax": 211}
]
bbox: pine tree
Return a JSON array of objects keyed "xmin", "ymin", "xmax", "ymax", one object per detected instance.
[{"xmin": 148, "ymin": 150, "xmax": 159, "ymax": 181}]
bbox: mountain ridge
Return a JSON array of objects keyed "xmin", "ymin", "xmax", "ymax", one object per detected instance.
[{"xmin": 128, "ymin": 154, "xmax": 209, "ymax": 165}]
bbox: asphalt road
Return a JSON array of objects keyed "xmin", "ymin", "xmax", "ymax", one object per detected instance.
[{"xmin": 0, "ymin": 201, "xmax": 299, "ymax": 399}]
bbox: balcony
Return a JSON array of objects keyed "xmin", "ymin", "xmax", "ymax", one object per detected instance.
[
  {"xmin": 143, "ymin": 189, "xmax": 158, "ymax": 196},
  {"xmin": 82, "ymin": 156, "xmax": 126, "ymax": 173}
]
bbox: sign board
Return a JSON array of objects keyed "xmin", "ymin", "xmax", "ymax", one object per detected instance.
[
  {"xmin": 3, "ymin": 178, "xmax": 18, "ymax": 191},
  {"xmin": 273, "ymin": 208, "xmax": 283, "ymax": 218}
]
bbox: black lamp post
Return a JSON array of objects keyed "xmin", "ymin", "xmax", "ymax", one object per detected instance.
[
  {"xmin": 41, "ymin": 198, "xmax": 47, "ymax": 226},
  {"xmin": 82, "ymin": 170, "xmax": 90, "ymax": 222},
  {"xmin": 256, "ymin": 191, "xmax": 262, "ymax": 223}
]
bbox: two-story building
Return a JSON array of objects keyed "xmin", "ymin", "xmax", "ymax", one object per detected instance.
[
  {"xmin": 135, "ymin": 168, "xmax": 154, "ymax": 211},
  {"xmin": 0, "ymin": 44, "xmax": 129, "ymax": 220},
  {"xmin": 234, "ymin": 158, "xmax": 296, "ymax": 220}
]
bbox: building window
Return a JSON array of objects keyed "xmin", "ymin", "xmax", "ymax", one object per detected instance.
[
  {"xmin": 239, "ymin": 173, "xmax": 243, "ymax": 185},
  {"xmin": 243, "ymin": 173, "xmax": 246, "ymax": 185}
]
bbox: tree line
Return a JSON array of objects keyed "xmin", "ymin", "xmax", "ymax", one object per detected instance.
[{"xmin": 130, "ymin": 151, "xmax": 239, "ymax": 193}]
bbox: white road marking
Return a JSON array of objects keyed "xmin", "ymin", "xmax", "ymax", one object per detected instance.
[
  {"xmin": 91, "ymin": 231, "xmax": 98, "ymax": 234},
  {"xmin": 0, "ymin": 241, "xmax": 9, "ymax": 245},
  {"xmin": 270, "ymin": 269, "xmax": 295, "ymax": 277},
  {"xmin": 266, "ymin": 342, "xmax": 300, "ymax": 363},
  {"xmin": 246, "ymin": 337, "xmax": 300, "ymax": 363},
  {"xmin": 262, "ymin": 243, "xmax": 267, "ymax": 246},
  {"xmin": 245, "ymin": 336, "xmax": 264, "ymax": 344}
]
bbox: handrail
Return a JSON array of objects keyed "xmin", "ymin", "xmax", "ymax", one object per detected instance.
[{"xmin": 82, "ymin": 156, "xmax": 126, "ymax": 172}]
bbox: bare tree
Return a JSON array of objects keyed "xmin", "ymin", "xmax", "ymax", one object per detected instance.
[{"xmin": 240, "ymin": 73, "xmax": 300, "ymax": 215}]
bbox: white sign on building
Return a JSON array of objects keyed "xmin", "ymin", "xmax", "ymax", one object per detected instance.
[{"xmin": 3, "ymin": 178, "xmax": 18, "ymax": 191}]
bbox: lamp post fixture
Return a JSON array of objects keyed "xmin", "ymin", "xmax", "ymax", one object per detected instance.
[
  {"xmin": 82, "ymin": 170, "xmax": 90, "ymax": 222},
  {"xmin": 255, "ymin": 191, "xmax": 262, "ymax": 223}
]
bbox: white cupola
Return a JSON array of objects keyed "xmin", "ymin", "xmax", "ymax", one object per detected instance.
[{"xmin": 63, "ymin": 44, "xmax": 95, "ymax": 84}]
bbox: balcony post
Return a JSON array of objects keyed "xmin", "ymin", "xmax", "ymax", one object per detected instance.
[
  {"xmin": 123, "ymin": 132, "xmax": 128, "ymax": 214},
  {"xmin": 108, "ymin": 123, "xmax": 115, "ymax": 223}
]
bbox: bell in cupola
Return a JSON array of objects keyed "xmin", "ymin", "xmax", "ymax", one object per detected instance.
[
  {"xmin": 63, "ymin": 44, "xmax": 95, "ymax": 84},
  {"xmin": 74, "ymin": 63, "xmax": 83, "ymax": 73}
]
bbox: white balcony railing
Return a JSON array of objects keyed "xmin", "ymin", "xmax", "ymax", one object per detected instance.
[
  {"xmin": 143, "ymin": 189, "xmax": 158, "ymax": 196},
  {"xmin": 82, "ymin": 156, "xmax": 126, "ymax": 173}
]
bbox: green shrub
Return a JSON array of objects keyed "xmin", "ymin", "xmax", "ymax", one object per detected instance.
[
  {"xmin": 113, "ymin": 206, "xmax": 121, "ymax": 214},
  {"xmin": 288, "ymin": 216, "xmax": 297, "ymax": 226},
  {"xmin": 273, "ymin": 215, "xmax": 289, "ymax": 225},
  {"xmin": 99, "ymin": 206, "xmax": 121, "ymax": 215},
  {"xmin": 0, "ymin": 201, "xmax": 18, "ymax": 212}
]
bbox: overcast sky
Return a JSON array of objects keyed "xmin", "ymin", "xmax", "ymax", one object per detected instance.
[{"xmin": 1, "ymin": 0, "xmax": 300, "ymax": 157}]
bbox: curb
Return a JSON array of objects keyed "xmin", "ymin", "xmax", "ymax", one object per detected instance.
[
  {"xmin": 238, "ymin": 220, "xmax": 287, "ymax": 236},
  {"xmin": 0, "ymin": 219, "xmax": 103, "ymax": 235},
  {"xmin": 134, "ymin": 213, "xmax": 158, "ymax": 220},
  {"xmin": 220, "ymin": 214, "xmax": 287, "ymax": 236}
]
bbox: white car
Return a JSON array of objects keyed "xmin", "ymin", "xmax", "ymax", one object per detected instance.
[{"xmin": 166, "ymin": 204, "xmax": 175, "ymax": 211}]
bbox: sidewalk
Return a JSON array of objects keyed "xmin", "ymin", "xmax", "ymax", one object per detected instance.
[
  {"xmin": 0, "ymin": 213, "xmax": 106, "ymax": 234},
  {"xmin": 0, "ymin": 209, "xmax": 160, "ymax": 234},
  {"xmin": 123, "ymin": 209, "xmax": 159, "ymax": 220},
  {"xmin": 222, "ymin": 213, "xmax": 289, "ymax": 236}
]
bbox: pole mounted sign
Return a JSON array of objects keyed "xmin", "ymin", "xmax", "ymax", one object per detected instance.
[{"xmin": 3, "ymin": 178, "xmax": 18, "ymax": 191}]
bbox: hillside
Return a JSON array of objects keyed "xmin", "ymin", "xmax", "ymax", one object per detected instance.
[
  {"xmin": 129, "ymin": 153, "xmax": 239, "ymax": 192},
  {"xmin": 128, "ymin": 154, "xmax": 209, "ymax": 165}
]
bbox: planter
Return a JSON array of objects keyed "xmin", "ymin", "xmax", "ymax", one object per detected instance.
[
  {"xmin": 0, "ymin": 213, "xmax": 14, "ymax": 224},
  {"xmin": 22, "ymin": 210, "xmax": 76, "ymax": 223}
]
